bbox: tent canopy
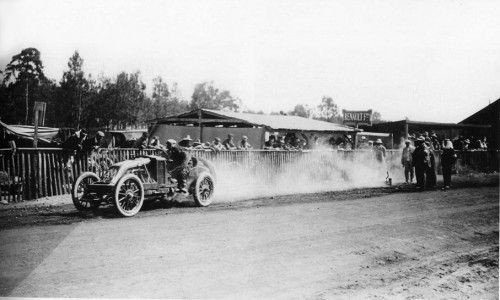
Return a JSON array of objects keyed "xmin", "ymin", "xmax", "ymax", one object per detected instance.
[{"xmin": 0, "ymin": 120, "xmax": 59, "ymax": 143}]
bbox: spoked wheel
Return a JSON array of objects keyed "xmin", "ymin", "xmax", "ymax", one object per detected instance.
[
  {"xmin": 193, "ymin": 172, "xmax": 215, "ymax": 207},
  {"xmin": 114, "ymin": 174, "xmax": 144, "ymax": 217},
  {"xmin": 72, "ymin": 172, "xmax": 99, "ymax": 211}
]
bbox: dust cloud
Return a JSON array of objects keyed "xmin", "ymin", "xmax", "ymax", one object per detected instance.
[{"xmin": 210, "ymin": 149, "xmax": 404, "ymax": 202}]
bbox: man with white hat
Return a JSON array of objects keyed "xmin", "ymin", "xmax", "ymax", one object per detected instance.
[{"xmin": 373, "ymin": 138, "xmax": 386, "ymax": 163}]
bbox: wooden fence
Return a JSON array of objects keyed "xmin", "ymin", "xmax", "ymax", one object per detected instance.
[{"xmin": 0, "ymin": 148, "xmax": 498, "ymax": 202}]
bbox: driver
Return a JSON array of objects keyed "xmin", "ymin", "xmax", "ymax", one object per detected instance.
[{"xmin": 163, "ymin": 139, "xmax": 190, "ymax": 193}]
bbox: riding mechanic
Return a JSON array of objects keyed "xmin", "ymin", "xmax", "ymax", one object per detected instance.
[{"xmin": 162, "ymin": 139, "xmax": 190, "ymax": 193}]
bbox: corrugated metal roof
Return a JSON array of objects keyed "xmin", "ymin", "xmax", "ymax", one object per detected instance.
[{"xmin": 203, "ymin": 109, "xmax": 356, "ymax": 132}]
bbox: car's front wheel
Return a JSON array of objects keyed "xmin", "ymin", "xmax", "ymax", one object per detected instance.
[
  {"xmin": 114, "ymin": 174, "xmax": 144, "ymax": 217},
  {"xmin": 72, "ymin": 172, "xmax": 99, "ymax": 211}
]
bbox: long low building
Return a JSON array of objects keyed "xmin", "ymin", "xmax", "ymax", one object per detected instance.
[{"xmin": 150, "ymin": 109, "xmax": 357, "ymax": 149}]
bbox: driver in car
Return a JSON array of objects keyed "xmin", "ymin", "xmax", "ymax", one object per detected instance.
[{"xmin": 163, "ymin": 139, "xmax": 190, "ymax": 193}]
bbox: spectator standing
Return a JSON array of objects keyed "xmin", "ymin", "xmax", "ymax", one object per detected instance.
[
  {"xmin": 401, "ymin": 140, "xmax": 414, "ymax": 183},
  {"xmin": 441, "ymin": 139, "xmax": 457, "ymax": 190},
  {"xmin": 373, "ymin": 139, "xmax": 386, "ymax": 163},
  {"xmin": 222, "ymin": 134, "xmax": 237, "ymax": 150},
  {"xmin": 239, "ymin": 136, "xmax": 253, "ymax": 150},
  {"xmin": 412, "ymin": 138, "xmax": 430, "ymax": 189},
  {"xmin": 425, "ymin": 141, "xmax": 437, "ymax": 189}
]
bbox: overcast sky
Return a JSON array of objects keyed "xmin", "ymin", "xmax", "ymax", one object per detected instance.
[{"xmin": 1, "ymin": 0, "xmax": 499, "ymax": 122}]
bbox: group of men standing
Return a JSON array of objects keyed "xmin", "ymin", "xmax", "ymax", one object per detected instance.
[{"xmin": 401, "ymin": 137, "xmax": 457, "ymax": 190}]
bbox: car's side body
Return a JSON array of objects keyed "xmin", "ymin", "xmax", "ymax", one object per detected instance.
[{"xmin": 72, "ymin": 155, "xmax": 216, "ymax": 216}]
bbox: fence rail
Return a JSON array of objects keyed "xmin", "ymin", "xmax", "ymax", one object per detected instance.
[{"xmin": 0, "ymin": 148, "xmax": 498, "ymax": 202}]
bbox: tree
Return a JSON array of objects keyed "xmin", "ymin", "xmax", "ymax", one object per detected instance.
[
  {"xmin": 190, "ymin": 82, "xmax": 240, "ymax": 111},
  {"xmin": 57, "ymin": 51, "xmax": 91, "ymax": 128},
  {"xmin": 2, "ymin": 48, "xmax": 45, "ymax": 124},
  {"xmin": 149, "ymin": 76, "xmax": 188, "ymax": 119},
  {"xmin": 289, "ymin": 104, "xmax": 311, "ymax": 118},
  {"xmin": 316, "ymin": 96, "xmax": 340, "ymax": 123},
  {"xmin": 372, "ymin": 111, "xmax": 382, "ymax": 123},
  {"xmin": 84, "ymin": 72, "xmax": 148, "ymax": 129}
]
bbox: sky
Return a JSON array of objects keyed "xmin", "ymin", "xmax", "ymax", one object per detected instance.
[{"xmin": 0, "ymin": 0, "xmax": 499, "ymax": 122}]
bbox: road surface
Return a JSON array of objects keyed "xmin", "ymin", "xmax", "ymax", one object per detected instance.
[{"xmin": 0, "ymin": 186, "xmax": 498, "ymax": 298}]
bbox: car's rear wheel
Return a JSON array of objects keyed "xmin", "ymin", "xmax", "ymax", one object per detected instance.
[
  {"xmin": 114, "ymin": 174, "xmax": 144, "ymax": 217},
  {"xmin": 72, "ymin": 172, "xmax": 99, "ymax": 211},
  {"xmin": 193, "ymin": 172, "xmax": 215, "ymax": 207}
]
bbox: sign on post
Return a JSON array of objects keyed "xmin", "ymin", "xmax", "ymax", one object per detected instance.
[
  {"xmin": 342, "ymin": 109, "xmax": 372, "ymax": 127},
  {"xmin": 33, "ymin": 101, "xmax": 46, "ymax": 148}
]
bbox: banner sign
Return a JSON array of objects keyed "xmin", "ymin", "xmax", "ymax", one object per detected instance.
[{"xmin": 342, "ymin": 109, "xmax": 372, "ymax": 127}]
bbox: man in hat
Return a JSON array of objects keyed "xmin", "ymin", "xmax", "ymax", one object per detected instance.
[
  {"xmin": 178, "ymin": 135, "xmax": 193, "ymax": 149},
  {"xmin": 357, "ymin": 136, "xmax": 370, "ymax": 150},
  {"xmin": 163, "ymin": 139, "xmax": 190, "ymax": 193},
  {"xmin": 239, "ymin": 136, "xmax": 253, "ymax": 150},
  {"xmin": 425, "ymin": 141, "xmax": 437, "ymax": 189},
  {"xmin": 222, "ymin": 133, "xmax": 237, "ymax": 150},
  {"xmin": 373, "ymin": 139, "xmax": 386, "ymax": 163},
  {"xmin": 211, "ymin": 137, "xmax": 224, "ymax": 151},
  {"xmin": 412, "ymin": 138, "xmax": 430, "ymax": 189},
  {"xmin": 401, "ymin": 140, "xmax": 414, "ymax": 183},
  {"xmin": 83, "ymin": 131, "xmax": 106, "ymax": 152}
]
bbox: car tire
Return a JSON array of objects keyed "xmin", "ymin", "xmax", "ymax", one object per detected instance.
[
  {"xmin": 72, "ymin": 172, "xmax": 99, "ymax": 211},
  {"xmin": 193, "ymin": 172, "xmax": 215, "ymax": 207},
  {"xmin": 114, "ymin": 173, "xmax": 144, "ymax": 217}
]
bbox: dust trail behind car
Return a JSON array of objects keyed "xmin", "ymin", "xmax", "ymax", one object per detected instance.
[{"xmin": 210, "ymin": 149, "xmax": 404, "ymax": 202}]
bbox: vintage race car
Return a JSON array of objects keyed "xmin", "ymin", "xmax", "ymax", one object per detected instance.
[{"xmin": 71, "ymin": 155, "xmax": 216, "ymax": 217}]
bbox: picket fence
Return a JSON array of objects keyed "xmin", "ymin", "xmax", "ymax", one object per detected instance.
[{"xmin": 0, "ymin": 148, "xmax": 498, "ymax": 202}]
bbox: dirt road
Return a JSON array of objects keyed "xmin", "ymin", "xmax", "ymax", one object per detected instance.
[{"xmin": 0, "ymin": 186, "xmax": 498, "ymax": 298}]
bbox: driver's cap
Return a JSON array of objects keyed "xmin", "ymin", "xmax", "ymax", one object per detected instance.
[{"xmin": 166, "ymin": 139, "xmax": 177, "ymax": 145}]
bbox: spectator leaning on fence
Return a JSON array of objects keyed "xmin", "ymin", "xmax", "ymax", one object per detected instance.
[
  {"xmin": 401, "ymin": 140, "xmax": 414, "ymax": 184},
  {"xmin": 83, "ymin": 131, "xmax": 106, "ymax": 152},
  {"xmin": 211, "ymin": 137, "xmax": 224, "ymax": 151},
  {"xmin": 135, "ymin": 132, "xmax": 148, "ymax": 149},
  {"xmin": 178, "ymin": 135, "xmax": 193, "ymax": 149},
  {"xmin": 239, "ymin": 136, "xmax": 253, "ymax": 150},
  {"xmin": 149, "ymin": 136, "xmax": 164, "ymax": 150},
  {"xmin": 222, "ymin": 134, "xmax": 237, "ymax": 150}
]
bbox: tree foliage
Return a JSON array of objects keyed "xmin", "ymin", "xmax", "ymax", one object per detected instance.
[
  {"xmin": 190, "ymin": 82, "xmax": 240, "ymax": 111},
  {"xmin": 1, "ymin": 48, "xmax": 47, "ymax": 124},
  {"xmin": 289, "ymin": 104, "xmax": 312, "ymax": 118},
  {"xmin": 316, "ymin": 96, "xmax": 341, "ymax": 123},
  {"xmin": 150, "ymin": 77, "xmax": 188, "ymax": 119}
]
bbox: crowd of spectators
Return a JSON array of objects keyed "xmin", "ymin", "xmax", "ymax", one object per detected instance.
[
  {"xmin": 137, "ymin": 134, "xmax": 256, "ymax": 152},
  {"xmin": 406, "ymin": 131, "xmax": 489, "ymax": 151}
]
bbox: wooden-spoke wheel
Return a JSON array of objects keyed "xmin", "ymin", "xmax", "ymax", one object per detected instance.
[
  {"xmin": 72, "ymin": 172, "xmax": 99, "ymax": 211},
  {"xmin": 193, "ymin": 172, "xmax": 215, "ymax": 207},
  {"xmin": 114, "ymin": 174, "xmax": 144, "ymax": 217}
]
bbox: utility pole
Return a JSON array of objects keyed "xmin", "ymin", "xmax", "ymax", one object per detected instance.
[
  {"xmin": 77, "ymin": 87, "xmax": 82, "ymax": 130},
  {"xmin": 25, "ymin": 81, "xmax": 29, "ymax": 125}
]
